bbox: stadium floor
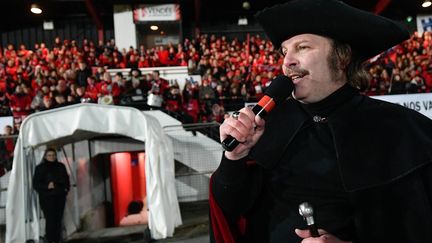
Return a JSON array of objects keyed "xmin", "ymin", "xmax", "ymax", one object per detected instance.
[{"xmin": 66, "ymin": 200, "xmax": 210, "ymax": 243}]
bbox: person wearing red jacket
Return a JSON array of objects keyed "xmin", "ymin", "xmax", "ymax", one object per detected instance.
[
  {"xmin": 84, "ymin": 76, "xmax": 99, "ymax": 102},
  {"xmin": 9, "ymin": 85, "xmax": 32, "ymax": 121}
]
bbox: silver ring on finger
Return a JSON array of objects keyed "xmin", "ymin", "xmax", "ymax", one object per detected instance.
[{"xmin": 231, "ymin": 111, "xmax": 240, "ymax": 120}]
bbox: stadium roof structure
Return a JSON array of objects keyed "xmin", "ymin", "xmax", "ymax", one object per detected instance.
[{"xmin": 0, "ymin": 0, "xmax": 431, "ymax": 32}]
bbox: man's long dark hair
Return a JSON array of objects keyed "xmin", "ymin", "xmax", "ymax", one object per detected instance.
[{"xmin": 328, "ymin": 39, "xmax": 370, "ymax": 90}]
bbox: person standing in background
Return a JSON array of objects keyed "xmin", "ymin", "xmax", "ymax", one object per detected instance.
[{"xmin": 33, "ymin": 148, "xmax": 70, "ymax": 243}]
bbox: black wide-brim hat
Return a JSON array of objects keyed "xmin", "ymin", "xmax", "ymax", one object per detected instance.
[{"xmin": 255, "ymin": 0, "xmax": 410, "ymax": 60}]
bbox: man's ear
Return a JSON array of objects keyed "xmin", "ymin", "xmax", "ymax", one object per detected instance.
[{"xmin": 338, "ymin": 51, "xmax": 352, "ymax": 71}]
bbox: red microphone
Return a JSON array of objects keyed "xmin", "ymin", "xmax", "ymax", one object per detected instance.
[{"xmin": 222, "ymin": 75, "xmax": 294, "ymax": 151}]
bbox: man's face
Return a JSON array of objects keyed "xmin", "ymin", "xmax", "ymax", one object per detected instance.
[
  {"xmin": 281, "ymin": 34, "xmax": 345, "ymax": 104},
  {"xmin": 45, "ymin": 151, "xmax": 57, "ymax": 162}
]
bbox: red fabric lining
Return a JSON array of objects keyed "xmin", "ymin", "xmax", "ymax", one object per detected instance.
[{"xmin": 209, "ymin": 176, "xmax": 236, "ymax": 243}]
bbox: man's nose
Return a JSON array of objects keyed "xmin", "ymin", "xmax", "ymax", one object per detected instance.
[{"xmin": 283, "ymin": 54, "xmax": 299, "ymax": 67}]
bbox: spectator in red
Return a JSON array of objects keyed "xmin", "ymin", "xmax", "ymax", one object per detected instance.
[
  {"xmin": 98, "ymin": 48, "xmax": 113, "ymax": 68},
  {"xmin": 98, "ymin": 72, "xmax": 123, "ymax": 104},
  {"xmin": 30, "ymin": 69, "xmax": 44, "ymax": 93},
  {"xmin": 84, "ymin": 76, "xmax": 99, "ymax": 102},
  {"xmin": 21, "ymin": 83, "xmax": 35, "ymax": 103},
  {"xmin": 149, "ymin": 70, "xmax": 169, "ymax": 97},
  {"xmin": 149, "ymin": 50, "xmax": 161, "ymax": 67},
  {"xmin": 112, "ymin": 56, "xmax": 126, "ymax": 69},
  {"xmin": 40, "ymin": 95, "xmax": 54, "ymax": 111},
  {"xmin": 164, "ymin": 85, "xmax": 182, "ymax": 113},
  {"xmin": 5, "ymin": 59, "xmax": 18, "ymax": 80},
  {"xmin": 9, "ymin": 85, "xmax": 32, "ymax": 122},
  {"xmin": 157, "ymin": 46, "xmax": 169, "ymax": 66},
  {"xmin": 17, "ymin": 44, "xmax": 31, "ymax": 59},
  {"xmin": 167, "ymin": 46, "xmax": 178, "ymax": 66},
  {"xmin": 85, "ymin": 51, "xmax": 97, "ymax": 67},
  {"xmin": 182, "ymin": 81, "xmax": 200, "ymax": 123},
  {"xmin": 0, "ymin": 73, "xmax": 6, "ymax": 93},
  {"xmin": 126, "ymin": 46, "xmax": 135, "ymax": 59},
  {"xmin": 137, "ymin": 55, "xmax": 150, "ymax": 68},
  {"xmin": 39, "ymin": 43, "xmax": 49, "ymax": 60},
  {"xmin": 4, "ymin": 44, "xmax": 15, "ymax": 59},
  {"xmin": 176, "ymin": 44, "xmax": 188, "ymax": 66}
]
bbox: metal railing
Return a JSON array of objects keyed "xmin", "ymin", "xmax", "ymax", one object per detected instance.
[{"xmin": 164, "ymin": 122, "xmax": 222, "ymax": 202}]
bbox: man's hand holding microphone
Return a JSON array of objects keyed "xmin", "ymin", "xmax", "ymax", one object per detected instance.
[
  {"xmin": 220, "ymin": 75, "xmax": 294, "ymax": 160},
  {"xmin": 220, "ymin": 107, "xmax": 267, "ymax": 160}
]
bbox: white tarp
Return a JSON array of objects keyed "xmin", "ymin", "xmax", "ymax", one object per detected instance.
[
  {"xmin": 146, "ymin": 110, "xmax": 224, "ymax": 202},
  {"xmin": 6, "ymin": 103, "xmax": 182, "ymax": 242}
]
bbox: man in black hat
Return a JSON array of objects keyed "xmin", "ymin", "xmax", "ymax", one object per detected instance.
[{"xmin": 210, "ymin": 0, "xmax": 432, "ymax": 242}]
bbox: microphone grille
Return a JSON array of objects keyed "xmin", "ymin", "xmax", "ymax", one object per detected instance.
[{"xmin": 265, "ymin": 75, "xmax": 294, "ymax": 104}]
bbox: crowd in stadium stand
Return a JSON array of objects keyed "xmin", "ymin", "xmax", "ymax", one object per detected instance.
[{"xmin": 0, "ymin": 31, "xmax": 431, "ymax": 135}]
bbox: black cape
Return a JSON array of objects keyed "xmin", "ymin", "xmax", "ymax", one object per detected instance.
[
  {"xmin": 251, "ymin": 93, "xmax": 432, "ymax": 192},
  {"xmin": 211, "ymin": 92, "xmax": 432, "ymax": 242}
]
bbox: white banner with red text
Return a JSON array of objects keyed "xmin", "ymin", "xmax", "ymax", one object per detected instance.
[{"xmin": 133, "ymin": 4, "xmax": 181, "ymax": 22}]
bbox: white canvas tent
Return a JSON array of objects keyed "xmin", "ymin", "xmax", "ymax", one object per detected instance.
[{"xmin": 6, "ymin": 103, "xmax": 182, "ymax": 242}]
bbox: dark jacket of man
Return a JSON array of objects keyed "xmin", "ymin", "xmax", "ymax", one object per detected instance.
[
  {"xmin": 33, "ymin": 160, "xmax": 70, "ymax": 196},
  {"xmin": 33, "ymin": 159, "xmax": 70, "ymax": 243},
  {"xmin": 75, "ymin": 68, "xmax": 92, "ymax": 88},
  {"xmin": 210, "ymin": 86, "xmax": 432, "ymax": 243}
]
